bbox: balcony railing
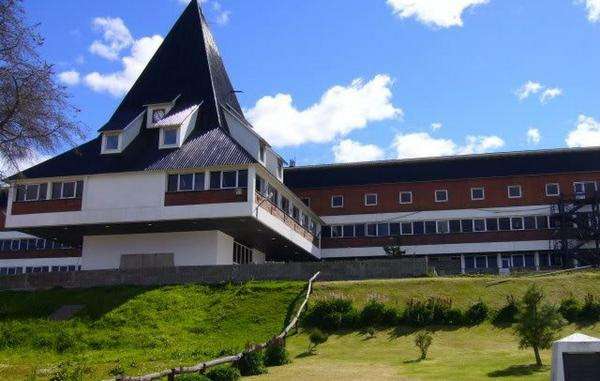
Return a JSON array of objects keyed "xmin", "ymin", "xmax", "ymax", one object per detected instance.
[
  {"xmin": 164, "ymin": 188, "xmax": 248, "ymax": 206},
  {"xmin": 11, "ymin": 198, "xmax": 83, "ymax": 215},
  {"xmin": 256, "ymin": 194, "xmax": 319, "ymax": 246}
]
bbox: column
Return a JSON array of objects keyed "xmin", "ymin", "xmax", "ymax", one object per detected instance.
[
  {"xmin": 534, "ymin": 251, "xmax": 540, "ymax": 271},
  {"xmin": 460, "ymin": 254, "xmax": 465, "ymax": 274}
]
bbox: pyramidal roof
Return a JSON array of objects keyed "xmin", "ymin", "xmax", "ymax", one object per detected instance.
[{"xmin": 99, "ymin": 0, "xmax": 244, "ymax": 132}]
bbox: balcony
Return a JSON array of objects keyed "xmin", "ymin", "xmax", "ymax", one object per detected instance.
[
  {"xmin": 256, "ymin": 194, "xmax": 319, "ymax": 246},
  {"xmin": 11, "ymin": 198, "xmax": 83, "ymax": 215},
  {"xmin": 164, "ymin": 188, "xmax": 248, "ymax": 206}
]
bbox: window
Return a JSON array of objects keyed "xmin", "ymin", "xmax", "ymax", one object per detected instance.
[
  {"xmin": 355, "ymin": 224, "xmax": 366, "ymax": 237},
  {"xmin": 259, "ymin": 144, "xmax": 266, "ymax": 162},
  {"xmin": 425, "ymin": 221, "xmax": 437, "ymax": 234},
  {"xmin": 486, "ymin": 218, "xmax": 498, "ymax": 231},
  {"xmin": 222, "ymin": 171, "xmax": 237, "ymax": 188},
  {"xmin": 574, "ymin": 181, "xmax": 596, "ymax": 196},
  {"xmin": 331, "ymin": 195, "xmax": 343, "ymax": 208},
  {"xmin": 475, "ymin": 256, "xmax": 487, "ymax": 269},
  {"xmin": 536, "ymin": 215, "xmax": 549, "ymax": 229},
  {"xmin": 292, "ymin": 205, "xmax": 300, "ymax": 221},
  {"xmin": 471, "ymin": 187, "xmax": 485, "ymax": 200},
  {"xmin": 511, "ymin": 217, "xmax": 524, "ymax": 230},
  {"xmin": 238, "ymin": 170, "xmax": 248, "ymax": 188},
  {"xmin": 366, "ymin": 224, "xmax": 377, "ymax": 237},
  {"xmin": 473, "ymin": 219, "xmax": 486, "ymax": 232},
  {"xmin": 281, "ymin": 197, "xmax": 290, "ymax": 214},
  {"xmin": 152, "ymin": 108, "xmax": 166, "ymax": 123},
  {"xmin": 399, "ymin": 191, "xmax": 412, "ymax": 204},
  {"xmin": 436, "ymin": 220, "xmax": 449, "ymax": 234},
  {"xmin": 508, "ymin": 185, "xmax": 522, "ymax": 199},
  {"xmin": 465, "ymin": 256, "xmax": 475, "ymax": 269},
  {"xmin": 524, "ymin": 216, "xmax": 536, "ymax": 230},
  {"xmin": 449, "ymin": 220, "xmax": 461, "ymax": 233},
  {"xmin": 390, "ymin": 223, "xmax": 400, "ymax": 236},
  {"xmin": 401, "ymin": 222, "xmax": 413, "ymax": 235},
  {"xmin": 104, "ymin": 134, "xmax": 120, "ymax": 151},
  {"xmin": 50, "ymin": 181, "xmax": 83, "ymax": 200},
  {"xmin": 233, "ymin": 242, "xmax": 253, "ymax": 264},
  {"xmin": 435, "ymin": 189, "xmax": 448, "ymax": 203},
  {"xmin": 167, "ymin": 173, "xmax": 205, "ymax": 192},
  {"xmin": 461, "ymin": 219, "xmax": 473, "ymax": 233},
  {"xmin": 210, "ymin": 172, "xmax": 221, "ymax": 189},
  {"xmin": 301, "ymin": 197, "xmax": 310, "ymax": 207},
  {"xmin": 343, "ymin": 225, "xmax": 355, "ymax": 238},
  {"xmin": 365, "ymin": 193, "xmax": 378, "ymax": 206},
  {"xmin": 267, "ymin": 185, "xmax": 278, "ymax": 204},
  {"xmin": 255, "ymin": 175, "xmax": 266, "ymax": 196},
  {"xmin": 331, "ymin": 225, "xmax": 342, "ymax": 238},
  {"xmin": 545, "ymin": 183, "xmax": 560, "ymax": 197},
  {"xmin": 377, "ymin": 223, "xmax": 389, "ymax": 236},
  {"xmin": 413, "ymin": 221, "xmax": 425, "ymax": 235},
  {"xmin": 20, "ymin": 183, "xmax": 47, "ymax": 202},
  {"xmin": 162, "ymin": 128, "xmax": 178, "ymax": 146},
  {"xmin": 499, "ymin": 217, "xmax": 511, "ymax": 231},
  {"xmin": 277, "ymin": 159, "xmax": 283, "ymax": 178}
]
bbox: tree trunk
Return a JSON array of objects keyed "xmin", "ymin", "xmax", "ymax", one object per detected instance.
[{"xmin": 533, "ymin": 346, "xmax": 542, "ymax": 366}]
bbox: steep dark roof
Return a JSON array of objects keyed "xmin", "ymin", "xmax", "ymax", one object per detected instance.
[
  {"xmin": 9, "ymin": 0, "xmax": 255, "ymax": 180},
  {"xmin": 284, "ymin": 147, "xmax": 600, "ymax": 189},
  {"xmin": 99, "ymin": 0, "xmax": 243, "ymax": 133}
]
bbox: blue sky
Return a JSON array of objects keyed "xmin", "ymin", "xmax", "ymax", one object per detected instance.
[{"xmin": 23, "ymin": 0, "xmax": 600, "ymax": 166}]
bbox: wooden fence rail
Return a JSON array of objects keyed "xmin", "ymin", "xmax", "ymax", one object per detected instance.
[{"xmin": 116, "ymin": 271, "xmax": 320, "ymax": 381}]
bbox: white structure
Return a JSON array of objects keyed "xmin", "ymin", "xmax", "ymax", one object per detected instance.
[{"xmin": 551, "ymin": 333, "xmax": 600, "ymax": 381}]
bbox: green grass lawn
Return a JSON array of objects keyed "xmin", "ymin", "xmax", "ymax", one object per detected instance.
[
  {"xmin": 0, "ymin": 281, "xmax": 305, "ymax": 380},
  {"xmin": 248, "ymin": 322, "xmax": 600, "ymax": 381}
]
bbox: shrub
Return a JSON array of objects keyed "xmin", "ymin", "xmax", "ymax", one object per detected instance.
[
  {"xmin": 308, "ymin": 329, "xmax": 328, "ymax": 352},
  {"xmin": 364, "ymin": 326, "xmax": 376, "ymax": 339},
  {"xmin": 493, "ymin": 295, "xmax": 520, "ymax": 324},
  {"xmin": 264, "ymin": 339, "xmax": 289, "ymax": 366},
  {"xmin": 403, "ymin": 298, "xmax": 430, "ymax": 326},
  {"xmin": 465, "ymin": 301, "xmax": 489, "ymax": 325},
  {"xmin": 236, "ymin": 350, "xmax": 266, "ymax": 376},
  {"xmin": 302, "ymin": 298, "xmax": 357, "ymax": 331},
  {"xmin": 360, "ymin": 300, "xmax": 387, "ymax": 327},
  {"xmin": 107, "ymin": 361, "xmax": 125, "ymax": 377},
  {"xmin": 414, "ymin": 331, "xmax": 433, "ymax": 360},
  {"xmin": 49, "ymin": 361, "xmax": 89, "ymax": 381},
  {"xmin": 205, "ymin": 366, "xmax": 241, "ymax": 381},
  {"xmin": 402, "ymin": 297, "xmax": 454, "ymax": 326},
  {"xmin": 54, "ymin": 328, "xmax": 76, "ymax": 353},
  {"xmin": 444, "ymin": 308, "xmax": 464, "ymax": 326},
  {"xmin": 176, "ymin": 373, "xmax": 211, "ymax": 381},
  {"xmin": 559, "ymin": 297, "xmax": 581, "ymax": 323},
  {"xmin": 580, "ymin": 293, "xmax": 600, "ymax": 321}
]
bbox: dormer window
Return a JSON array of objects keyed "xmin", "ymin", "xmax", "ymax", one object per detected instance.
[
  {"xmin": 152, "ymin": 108, "xmax": 166, "ymax": 123},
  {"xmin": 159, "ymin": 127, "xmax": 179, "ymax": 148},
  {"xmin": 102, "ymin": 132, "xmax": 122, "ymax": 153}
]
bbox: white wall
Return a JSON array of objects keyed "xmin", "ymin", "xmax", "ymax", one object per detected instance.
[
  {"xmin": 225, "ymin": 111, "xmax": 260, "ymax": 160},
  {"xmin": 83, "ymin": 171, "xmax": 165, "ymax": 210},
  {"xmin": 81, "ymin": 230, "xmax": 234, "ymax": 270}
]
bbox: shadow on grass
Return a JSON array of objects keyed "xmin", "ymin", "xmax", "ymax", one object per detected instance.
[
  {"xmin": 296, "ymin": 351, "xmax": 317, "ymax": 359},
  {"xmin": 403, "ymin": 358, "xmax": 425, "ymax": 364},
  {"xmin": 487, "ymin": 364, "xmax": 548, "ymax": 377},
  {"xmin": 388, "ymin": 324, "xmax": 463, "ymax": 340}
]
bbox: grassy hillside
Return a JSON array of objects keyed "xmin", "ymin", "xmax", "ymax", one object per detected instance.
[{"xmin": 0, "ymin": 281, "xmax": 305, "ymax": 380}]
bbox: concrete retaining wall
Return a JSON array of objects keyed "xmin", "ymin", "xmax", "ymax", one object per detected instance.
[{"xmin": 0, "ymin": 258, "xmax": 428, "ymax": 291}]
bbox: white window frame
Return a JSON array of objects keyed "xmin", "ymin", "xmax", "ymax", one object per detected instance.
[
  {"xmin": 470, "ymin": 187, "xmax": 485, "ymax": 201},
  {"xmin": 364, "ymin": 193, "xmax": 378, "ymax": 206},
  {"xmin": 24, "ymin": 184, "xmax": 42, "ymax": 201},
  {"xmin": 545, "ymin": 183, "xmax": 560, "ymax": 197},
  {"xmin": 277, "ymin": 159, "xmax": 283, "ymax": 179},
  {"xmin": 331, "ymin": 195, "xmax": 344, "ymax": 208},
  {"xmin": 366, "ymin": 223, "xmax": 377, "ymax": 237},
  {"xmin": 511, "ymin": 216, "xmax": 525, "ymax": 230},
  {"xmin": 473, "ymin": 218, "xmax": 486, "ymax": 232},
  {"xmin": 435, "ymin": 189, "xmax": 448, "ymax": 203},
  {"xmin": 331, "ymin": 225, "xmax": 343, "ymax": 238},
  {"xmin": 573, "ymin": 181, "xmax": 596, "ymax": 195},
  {"xmin": 436, "ymin": 220, "xmax": 449, "ymax": 234},
  {"xmin": 220, "ymin": 170, "xmax": 238, "ymax": 189},
  {"xmin": 507, "ymin": 185, "xmax": 522, "ymax": 199},
  {"xmin": 159, "ymin": 127, "xmax": 180, "ymax": 149},
  {"xmin": 399, "ymin": 191, "xmax": 413, "ymax": 204},
  {"xmin": 53, "ymin": 181, "xmax": 79, "ymax": 199},
  {"xmin": 102, "ymin": 132, "xmax": 121, "ymax": 153}
]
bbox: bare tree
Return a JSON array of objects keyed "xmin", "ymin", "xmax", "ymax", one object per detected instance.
[{"xmin": 0, "ymin": 0, "xmax": 81, "ymax": 177}]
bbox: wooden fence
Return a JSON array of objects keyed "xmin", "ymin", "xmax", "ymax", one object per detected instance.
[{"xmin": 116, "ymin": 271, "xmax": 321, "ymax": 381}]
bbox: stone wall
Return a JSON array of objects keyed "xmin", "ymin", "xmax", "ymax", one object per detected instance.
[{"xmin": 0, "ymin": 258, "xmax": 428, "ymax": 291}]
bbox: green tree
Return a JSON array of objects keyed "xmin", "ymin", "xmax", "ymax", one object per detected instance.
[
  {"xmin": 514, "ymin": 285, "xmax": 564, "ymax": 366},
  {"xmin": 414, "ymin": 331, "xmax": 433, "ymax": 360}
]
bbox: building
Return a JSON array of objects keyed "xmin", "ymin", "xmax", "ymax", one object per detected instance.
[
  {"xmin": 285, "ymin": 148, "xmax": 600, "ymax": 273},
  {"xmin": 3, "ymin": 0, "xmax": 321, "ymax": 270},
  {"xmin": 2, "ymin": 0, "xmax": 599, "ymax": 275}
]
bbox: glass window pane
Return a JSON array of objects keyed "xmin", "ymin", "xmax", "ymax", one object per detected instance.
[
  {"xmin": 435, "ymin": 190, "xmax": 448, "ymax": 202},
  {"xmin": 365, "ymin": 194, "xmax": 377, "ymax": 205},
  {"xmin": 167, "ymin": 175, "xmax": 178, "ymax": 192},
  {"xmin": 389, "ymin": 223, "xmax": 400, "ymax": 236},
  {"xmin": 105, "ymin": 134, "xmax": 119, "ymax": 150},
  {"xmin": 400, "ymin": 192, "xmax": 412, "ymax": 204},
  {"xmin": 51, "ymin": 182, "xmax": 62, "ymax": 199},
  {"xmin": 62, "ymin": 182, "xmax": 75, "ymax": 198},
  {"xmin": 486, "ymin": 218, "xmax": 498, "ymax": 231},
  {"xmin": 15, "ymin": 185, "xmax": 25, "ymax": 202},
  {"xmin": 471, "ymin": 188, "xmax": 484, "ymax": 200},
  {"xmin": 355, "ymin": 224, "xmax": 365, "ymax": 237},
  {"xmin": 499, "ymin": 218, "xmax": 511, "ymax": 231},
  {"xmin": 343, "ymin": 225, "xmax": 354, "ymax": 238},
  {"xmin": 461, "ymin": 219, "xmax": 473, "ymax": 233},
  {"xmin": 511, "ymin": 217, "xmax": 524, "ymax": 230},
  {"xmin": 524, "ymin": 216, "xmax": 536, "ymax": 230},
  {"xmin": 513, "ymin": 255, "xmax": 524, "ymax": 267},
  {"xmin": 222, "ymin": 171, "xmax": 237, "ymax": 188},
  {"xmin": 75, "ymin": 181, "xmax": 83, "ymax": 198},
  {"xmin": 366, "ymin": 224, "xmax": 377, "ymax": 236},
  {"xmin": 377, "ymin": 223, "xmax": 389, "ymax": 236},
  {"xmin": 210, "ymin": 172, "xmax": 221, "ymax": 189},
  {"xmin": 193, "ymin": 173, "xmax": 205, "ymax": 190},
  {"xmin": 474, "ymin": 219, "xmax": 485, "ymax": 232},
  {"xmin": 425, "ymin": 221, "xmax": 437, "ymax": 234},
  {"xmin": 449, "ymin": 220, "xmax": 461, "ymax": 233},
  {"xmin": 536, "ymin": 216, "xmax": 548, "ymax": 229},
  {"xmin": 413, "ymin": 221, "xmax": 425, "ymax": 235},
  {"xmin": 476, "ymin": 257, "xmax": 487, "ymax": 268},
  {"xmin": 525, "ymin": 254, "xmax": 535, "ymax": 267},
  {"xmin": 39, "ymin": 183, "xmax": 48, "ymax": 200},
  {"xmin": 331, "ymin": 226, "xmax": 342, "ymax": 238},
  {"xmin": 163, "ymin": 129, "xmax": 177, "ymax": 145},
  {"xmin": 237, "ymin": 170, "xmax": 248, "ymax": 188},
  {"xmin": 322, "ymin": 226, "xmax": 331, "ymax": 238},
  {"xmin": 331, "ymin": 195, "xmax": 343, "ymax": 207},
  {"xmin": 401, "ymin": 222, "xmax": 413, "ymax": 235},
  {"xmin": 465, "ymin": 256, "xmax": 475, "ymax": 269},
  {"xmin": 178, "ymin": 174, "xmax": 193, "ymax": 190},
  {"xmin": 25, "ymin": 184, "xmax": 39, "ymax": 201}
]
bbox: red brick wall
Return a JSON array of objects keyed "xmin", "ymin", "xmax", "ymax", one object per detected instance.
[
  {"xmin": 322, "ymin": 230, "xmax": 551, "ymax": 249},
  {"xmin": 164, "ymin": 189, "xmax": 247, "ymax": 206},
  {"xmin": 11, "ymin": 199, "xmax": 83, "ymax": 215},
  {"xmin": 293, "ymin": 171, "xmax": 600, "ymax": 216},
  {"xmin": 0, "ymin": 248, "xmax": 81, "ymax": 260}
]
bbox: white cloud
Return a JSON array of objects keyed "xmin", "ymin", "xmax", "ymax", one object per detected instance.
[
  {"xmin": 527, "ymin": 128, "xmax": 541, "ymax": 145},
  {"xmin": 84, "ymin": 34, "xmax": 163, "ymax": 97},
  {"xmin": 212, "ymin": 2, "xmax": 231, "ymax": 25},
  {"xmin": 540, "ymin": 87, "xmax": 563, "ymax": 104},
  {"xmin": 247, "ymin": 74, "xmax": 402, "ymax": 147},
  {"xmin": 58, "ymin": 70, "xmax": 81, "ymax": 86},
  {"xmin": 515, "ymin": 81, "xmax": 543, "ymax": 100},
  {"xmin": 431, "ymin": 122, "xmax": 442, "ymax": 131},
  {"xmin": 89, "ymin": 17, "xmax": 134, "ymax": 61},
  {"xmin": 566, "ymin": 115, "xmax": 600, "ymax": 147},
  {"xmin": 392, "ymin": 132, "xmax": 504, "ymax": 159},
  {"xmin": 386, "ymin": 0, "xmax": 488, "ymax": 28},
  {"xmin": 332, "ymin": 139, "xmax": 385, "ymax": 163},
  {"xmin": 579, "ymin": 0, "xmax": 600, "ymax": 22}
]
